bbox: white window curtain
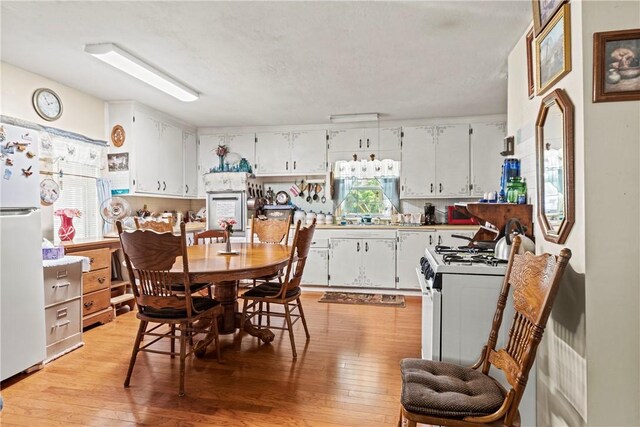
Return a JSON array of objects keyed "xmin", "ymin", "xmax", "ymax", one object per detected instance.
[{"xmin": 44, "ymin": 132, "xmax": 106, "ymax": 243}]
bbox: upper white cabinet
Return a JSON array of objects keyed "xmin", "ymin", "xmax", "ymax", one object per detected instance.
[
  {"xmin": 255, "ymin": 130, "xmax": 326, "ymax": 176},
  {"xmin": 470, "ymin": 122, "xmax": 506, "ymax": 197},
  {"xmin": 107, "ymin": 103, "xmax": 195, "ymax": 197},
  {"xmin": 328, "ymin": 127, "xmax": 401, "ymax": 162},
  {"xmin": 183, "ymin": 131, "xmax": 198, "ymax": 197},
  {"xmin": 401, "ymin": 124, "xmax": 470, "ymax": 198},
  {"xmin": 198, "ymin": 132, "xmax": 255, "ymax": 197}
]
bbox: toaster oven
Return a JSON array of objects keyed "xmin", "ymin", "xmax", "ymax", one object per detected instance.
[{"xmin": 447, "ymin": 206, "xmax": 478, "ymax": 225}]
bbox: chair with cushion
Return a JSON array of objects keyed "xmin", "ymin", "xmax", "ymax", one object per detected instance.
[
  {"xmin": 398, "ymin": 236, "xmax": 572, "ymax": 427},
  {"xmin": 241, "ymin": 219, "xmax": 315, "ymax": 358},
  {"xmin": 193, "ymin": 229, "xmax": 227, "ymax": 245},
  {"xmin": 117, "ymin": 221, "xmax": 223, "ymax": 396},
  {"xmin": 134, "ymin": 217, "xmax": 173, "ymax": 233}
]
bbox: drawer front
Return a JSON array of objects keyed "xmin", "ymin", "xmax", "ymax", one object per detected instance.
[
  {"xmin": 45, "ymin": 299, "xmax": 82, "ymax": 345},
  {"xmin": 83, "ymin": 269, "xmax": 111, "ymax": 294},
  {"xmin": 43, "ymin": 263, "xmax": 83, "ymax": 306},
  {"xmin": 73, "ymin": 248, "xmax": 111, "ymax": 272},
  {"xmin": 82, "ymin": 288, "xmax": 111, "ymax": 316},
  {"xmin": 310, "ymin": 238, "xmax": 328, "ymax": 248}
]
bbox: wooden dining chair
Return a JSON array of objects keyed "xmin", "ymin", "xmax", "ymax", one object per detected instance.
[
  {"xmin": 134, "ymin": 217, "xmax": 173, "ymax": 233},
  {"xmin": 116, "ymin": 221, "xmax": 223, "ymax": 397},
  {"xmin": 241, "ymin": 218, "xmax": 316, "ymax": 358},
  {"xmin": 193, "ymin": 229, "xmax": 227, "ymax": 245},
  {"xmin": 250, "ymin": 215, "xmax": 291, "ymax": 245},
  {"xmin": 397, "ymin": 236, "xmax": 572, "ymax": 427}
]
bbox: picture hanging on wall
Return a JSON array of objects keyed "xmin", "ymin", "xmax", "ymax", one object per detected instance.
[
  {"xmin": 536, "ymin": 3, "xmax": 571, "ymax": 96},
  {"xmin": 526, "ymin": 27, "xmax": 536, "ymax": 98},
  {"xmin": 593, "ymin": 28, "xmax": 640, "ymax": 102},
  {"xmin": 532, "ymin": 0, "xmax": 566, "ymax": 36}
]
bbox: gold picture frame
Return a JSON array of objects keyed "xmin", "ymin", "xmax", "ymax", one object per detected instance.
[
  {"xmin": 536, "ymin": 3, "xmax": 571, "ymax": 96},
  {"xmin": 532, "ymin": 0, "xmax": 566, "ymax": 36},
  {"xmin": 526, "ymin": 28, "xmax": 535, "ymax": 99}
]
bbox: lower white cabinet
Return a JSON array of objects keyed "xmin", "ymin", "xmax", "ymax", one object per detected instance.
[
  {"xmin": 301, "ymin": 248, "xmax": 328, "ymax": 286},
  {"xmin": 328, "ymin": 237, "xmax": 395, "ymax": 288},
  {"xmin": 397, "ymin": 230, "xmax": 436, "ymax": 290}
]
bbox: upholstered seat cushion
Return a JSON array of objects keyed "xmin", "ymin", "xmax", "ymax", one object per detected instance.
[
  {"xmin": 168, "ymin": 282, "xmax": 211, "ymax": 293},
  {"xmin": 140, "ymin": 296, "xmax": 220, "ymax": 319},
  {"xmin": 243, "ymin": 282, "xmax": 300, "ymax": 299},
  {"xmin": 400, "ymin": 358, "xmax": 504, "ymax": 418}
]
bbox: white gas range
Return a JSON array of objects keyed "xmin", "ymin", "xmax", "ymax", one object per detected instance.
[{"xmin": 416, "ymin": 245, "xmax": 536, "ymax": 426}]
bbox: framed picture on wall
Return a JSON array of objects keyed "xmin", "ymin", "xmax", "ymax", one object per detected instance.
[
  {"xmin": 536, "ymin": 3, "xmax": 571, "ymax": 96},
  {"xmin": 526, "ymin": 28, "xmax": 535, "ymax": 98},
  {"xmin": 532, "ymin": 0, "xmax": 566, "ymax": 36},
  {"xmin": 593, "ymin": 29, "xmax": 640, "ymax": 102}
]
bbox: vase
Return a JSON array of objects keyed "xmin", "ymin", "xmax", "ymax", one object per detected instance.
[
  {"xmin": 224, "ymin": 230, "xmax": 232, "ymax": 252},
  {"xmin": 58, "ymin": 215, "xmax": 76, "ymax": 241},
  {"xmin": 218, "ymin": 155, "xmax": 225, "ymax": 171}
]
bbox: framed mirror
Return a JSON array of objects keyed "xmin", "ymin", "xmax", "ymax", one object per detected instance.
[{"xmin": 535, "ymin": 88, "xmax": 575, "ymax": 244}]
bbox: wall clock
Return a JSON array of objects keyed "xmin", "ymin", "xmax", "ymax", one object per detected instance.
[{"xmin": 32, "ymin": 88, "xmax": 63, "ymax": 121}]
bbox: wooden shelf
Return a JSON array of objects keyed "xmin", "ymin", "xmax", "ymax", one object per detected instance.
[
  {"xmin": 111, "ymin": 293, "xmax": 135, "ymax": 305},
  {"xmin": 110, "ymin": 280, "xmax": 130, "ymax": 290}
]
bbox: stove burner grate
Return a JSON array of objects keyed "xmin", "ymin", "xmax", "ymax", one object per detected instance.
[{"xmin": 435, "ymin": 245, "xmax": 495, "ymax": 255}]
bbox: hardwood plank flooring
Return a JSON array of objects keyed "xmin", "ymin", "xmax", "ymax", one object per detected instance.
[{"xmin": 0, "ymin": 291, "xmax": 421, "ymax": 426}]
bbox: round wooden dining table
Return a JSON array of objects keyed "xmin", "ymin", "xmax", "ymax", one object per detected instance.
[{"xmin": 170, "ymin": 242, "xmax": 291, "ymax": 342}]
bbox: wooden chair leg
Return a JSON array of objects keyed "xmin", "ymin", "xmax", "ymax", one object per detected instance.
[
  {"xmin": 125, "ymin": 320, "xmax": 147, "ymax": 388},
  {"xmin": 178, "ymin": 323, "xmax": 187, "ymax": 397},
  {"xmin": 266, "ymin": 302, "xmax": 271, "ymax": 327},
  {"xmin": 296, "ymin": 297, "xmax": 310, "ymax": 339},
  {"xmin": 284, "ymin": 303, "xmax": 297, "ymax": 358},
  {"xmin": 258, "ymin": 301, "xmax": 263, "ymax": 327},
  {"xmin": 170, "ymin": 324, "xmax": 176, "ymax": 358},
  {"xmin": 241, "ymin": 298, "xmax": 249, "ymax": 327}
]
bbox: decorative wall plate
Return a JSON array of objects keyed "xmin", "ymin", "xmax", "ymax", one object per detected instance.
[
  {"xmin": 40, "ymin": 178, "xmax": 60, "ymax": 206},
  {"xmin": 111, "ymin": 125, "xmax": 126, "ymax": 147}
]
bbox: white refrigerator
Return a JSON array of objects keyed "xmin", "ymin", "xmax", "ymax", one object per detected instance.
[{"xmin": 0, "ymin": 122, "xmax": 46, "ymax": 381}]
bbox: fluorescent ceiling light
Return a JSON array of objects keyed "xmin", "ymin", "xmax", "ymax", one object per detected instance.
[
  {"xmin": 84, "ymin": 43, "xmax": 199, "ymax": 102},
  {"xmin": 329, "ymin": 113, "xmax": 379, "ymax": 123}
]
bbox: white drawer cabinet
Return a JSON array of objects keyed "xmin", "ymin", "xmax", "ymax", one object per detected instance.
[
  {"xmin": 396, "ymin": 230, "xmax": 436, "ymax": 290},
  {"xmin": 328, "ymin": 237, "xmax": 396, "ymax": 288},
  {"xmin": 301, "ymin": 248, "xmax": 329, "ymax": 286},
  {"xmin": 43, "ymin": 260, "xmax": 83, "ymax": 362}
]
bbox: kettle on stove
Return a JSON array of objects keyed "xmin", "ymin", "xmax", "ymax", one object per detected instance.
[{"xmin": 494, "ymin": 218, "xmax": 535, "ymax": 260}]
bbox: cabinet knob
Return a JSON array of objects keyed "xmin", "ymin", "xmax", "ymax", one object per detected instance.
[
  {"xmin": 366, "ymin": 138, "xmax": 370, "ymax": 148},
  {"xmin": 439, "ymin": 183, "xmax": 443, "ymax": 193},
  {"xmin": 89, "ymin": 257, "xmax": 95, "ymax": 264},
  {"xmin": 157, "ymin": 181, "xmax": 161, "ymax": 191},
  {"xmin": 365, "ymin": 242, "xmax": 369, "ymax": 252},
  {"xmin": 286, "ymin": 161, "xmax": 289, "ymax": 170},
  {"xmin": 430, "ymin": 183, "xmax": 434, "ymax": 193},
  {"xmin": 52, "ymin": 282, "xmax": 70, "ymax": 289},
  {"xmin": 357, "ymin": 242, "xmax": 360, "ymax": 252},
  {"xmin": 98, "ymin": 277, "xmax": 106, "ymax": 284},
  {"xmin": 359, "ymin": 139, "xmax": 362, "ymax": 149},
  {"xmin": 185, "ymin": 184, "xmax": 189, "ymax": 193},
  {"xmin": 293, "ymin": 161, "xmax": 296, "ymax": 170},
  {"xmin": 84, "ymin": 301, "xmax": 94, "ymax": 309},
  {"xmin": 163, "ymin": 181, "xmax": 167, "ymax": 191}
]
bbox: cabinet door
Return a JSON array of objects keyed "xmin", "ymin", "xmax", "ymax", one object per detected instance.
[
  {"xmin": 361, "ymin": 238, "xmax": 396, "ymax": 288},
  {"xmin": 183, "ymin": 131, "xmax": 198, "ymax": 197},
  {"xmin": 227, "ymin": 133, "xmax": 256, "ymax": 170},
  {"xmin": 435, "ymin": 124, "xmax": 470, "ymax": 197},
  {"xmin": 362, "ymin": 128, "xmax": 379, "ymax": 152},
  {"xmin": 291, "ymin": 130, "xmax": 327, "ymax": 174},
  {"xmin": 198, "ymin": 134, "xmax": 226, "ymax": 197},
  {"xmin": 397, "ymin": 231, "xmax": 435, "ymax": 290},
  {"xmin": 401, "ymin": 126, "xmax": 436, "ymax": 198},
  {"xmin": 377, "ymin": 127, "xmax": 402, "ymax": 151},
  {"xmin": 301, "ymin": 248, "xmax": 328, "ymax": 286},
  {"xmin": 328, "ymin": 129, "xmax": 365, "ymax": 153},
  {"xmin": 328, "ymin": 238, "xmax": 362, "ymax": 286},
  {"xmin": 470, "ymin": 122, "xmax": 505, "ymax": 196},
  {"xmin": 133, "ymin": 111, "xmax": 161, "ymax": 194},
  {"xmin": 255, "ymin": 132, "xmax": 290, "ymax": 174},
  {"xmin": 159, "ymin": 122, "xmax": 183, "ymax": 196}
]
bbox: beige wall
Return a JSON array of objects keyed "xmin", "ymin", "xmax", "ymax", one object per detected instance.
[
  {"xmin": 0, "ymin": 61, "xmax": 106, "ymax": 140},
  {"xmin": 508, "ymin": 1, "xmax": 640, "ymax": 425}
]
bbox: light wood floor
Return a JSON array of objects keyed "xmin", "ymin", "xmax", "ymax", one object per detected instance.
[{"xmin": 0, "ymin": 291, "xmax": 421, "ymax": 426}]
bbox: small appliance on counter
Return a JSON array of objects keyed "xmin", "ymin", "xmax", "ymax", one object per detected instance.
[
  {"xmin": 424, "ymin": 203, "xmax": 436, "ymax": 225},
  {"xmin": 447, "ymin": 205, "xmax": 478, "ymax": 225}
]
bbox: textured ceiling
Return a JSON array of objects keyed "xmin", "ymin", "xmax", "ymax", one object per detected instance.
[{"xmin": 1, "ymin": 1, "xmax": 531, "ymax": 127}]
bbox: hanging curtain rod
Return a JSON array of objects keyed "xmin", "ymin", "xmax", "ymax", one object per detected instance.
[{"xmin": 40, "ymin": 170, "xmax": 100, "ymax": 180}]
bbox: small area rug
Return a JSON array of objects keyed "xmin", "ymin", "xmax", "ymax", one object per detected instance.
[{"xmin": 318, "ymin": 292, "xmax": 405, "ymax": 308}]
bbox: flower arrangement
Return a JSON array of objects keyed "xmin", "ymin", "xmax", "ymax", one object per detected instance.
[
  {"xmin": 55, "ymin": 208, "xmax": 82, "ymax": 218},
  {"xmin": 215, "ymin": 144, "xmax": 229, "ymax": 157},
  {"xmin": 217, "ymin": 217, "xmax": 237, "ymax": 234}
]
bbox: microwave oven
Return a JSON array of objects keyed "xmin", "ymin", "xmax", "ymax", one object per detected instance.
[{"xmin": 447, "ymin": 206, "xmax": 478, "ymax": 225}]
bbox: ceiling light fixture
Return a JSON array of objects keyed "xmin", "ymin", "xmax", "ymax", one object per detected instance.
[
  {"xmin": 329, "ymin": 113, "xmax": 379, "ymax": 123},
  {"xmin": 84, "ymin": 43, "xmax": 199, "ymax": 102}
]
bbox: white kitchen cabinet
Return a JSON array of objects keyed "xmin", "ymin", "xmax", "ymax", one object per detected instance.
[
  {"xmin": 328, "ymin": 127, "xmax": 402, "ymax": 162},
  {"xmin": 328, "ymin": 237, "xmax": 395, "ymax": 288},
  {"xmin": 198, "ymin": 132, "xmax": 256, "ymax": 197},
  {"xmin": 397, "ymin": 230, "xmax": 436, "ymax": 290},
  {"xmin": 470, "ymin": 122, "xmax": 506, "ymax": 197},
  {"xmin": 435, "ymin": 124, "xmax": 470, "ymax": 197},
  {"xmin": 400, "ymin": 126, "xmax": 436, "ymax": 198},
  {"xmin": 301, "ymin": 248, "xmax": 328, "ymax": 286},
  {"xmin": 255, "ymin": 130, "xmax": 326, "ymax": 176},
  {"xmin": 183, "ymin": 131, "xmax": 198, "ymax": 197},
  {"xmin": 107, "ymin": 102, "xmax": 195, "ymax": 198},
  {"xmin": 401, "ymin": 124, "xmax": 470, "ymax": 198}
]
